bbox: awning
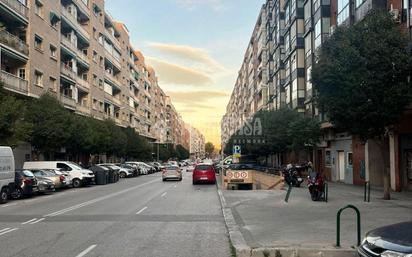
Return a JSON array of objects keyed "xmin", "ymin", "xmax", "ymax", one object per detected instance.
[{"xmin": 49, "ymin": 11, "xmax": 61, "ymax": 23}]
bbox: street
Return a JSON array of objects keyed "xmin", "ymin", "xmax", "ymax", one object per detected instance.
[{"xmin": 0, "ymin": 170, "xmax": 231, "ymax": 257}]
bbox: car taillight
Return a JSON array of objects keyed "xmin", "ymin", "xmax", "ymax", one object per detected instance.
[
  {"xmin": 162, "ymin": 169, "xmax": 167, "ymax": 174},
  {"xmin": 60, "ymin": 175, "xmax": 65, "ymax": 182}
]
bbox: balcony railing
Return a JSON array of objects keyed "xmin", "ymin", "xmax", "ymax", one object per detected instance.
[
  {"xmin": 104, "ymin": 29, "xmax": 121, "ymax": 51},
  {"xmin": 0, "ymin": 70, "xmax": 28, "ymax": 94},
  {"xmin": 76, "ymin": 104, "xmax": 90, "ymax": 115},
  {"xmin": 104, "ymin": 92, "xmax": 122, "ymax": 106},
  {"xmin": 60, "ymin": 63, "xmax": 77, "ymax": 81},
  {"xmin": 104, "ymin": 48, "xmax": 121, "ymax": 69},
  {"xmin": 60, "ymin": 95, "xmax": 77, "ymax": 109},
  {"xmin": 105, "ymin": 71, "xmax": 122, "ymax": 87},
  {"xmin": 61, "ymin": 8, "xmax": 90, "ymax": 40},
  {"xmin": 61, "ymin": 36, "xmax": 89, "ymax": 66},
  {"xmin": 73, "ymin": 0, "xmax": 90, "ymax": 17},
  {"xmin": 0, "ymin": 0, "xmax": 28, "ymax": 19},
  {"xmin": 0, "ymin": 29, "xmax": 29, "ymax": 56},
  {"xmin": 76, "ymin": 76, "xmax": 89, "ymax": 90}
]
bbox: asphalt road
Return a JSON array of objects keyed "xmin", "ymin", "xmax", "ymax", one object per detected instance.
[{"xmin": 0, "ymin": 170, "xmax": 231, "ymax": 257}]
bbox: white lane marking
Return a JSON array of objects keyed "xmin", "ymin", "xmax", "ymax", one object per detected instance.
[
  {"xmin": 174, "ymin": 185, "xmax": 177, "ymax": 188},
  {"xmin": 136, "ymin": 206, "xmax": 147, "ymax": 214},
  {"xmin": 75, "ymin": 244, "xmax": 97, "ymax": 257},
  {"xmin": 161, "ymin": 192, "xmax": 167, "ymax": 197},
  {"xmin": 29, "ymin": 218, "xmax": 45, "ymax": 224},
  {"xmin": 0, "ymin": 203, "xmax": 17, "ymax": 208},
  {"xmin": 21, "ymin": 218, "xmax": 37, "ymax": 225},
  {"xmin": 0, "ymin": 228, "xmax": 10, "ymax": 233},
  {"xmin": 44, "ymin": 178, "xmax": 159, "ymax": 217},
  {"xmin": 0, "ymin": 228, "xmax": 18, "ymax": 236}
]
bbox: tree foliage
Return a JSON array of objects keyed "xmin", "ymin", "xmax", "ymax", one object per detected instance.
[
  {"xmin": 176, "ymin": 144, "xmax": 190, "ymax": 160},
  {"xmin": 312, "ymin": 10, "xmax": 412, "ymax": 141},
  {"xmin": 204, "ymin": 142, "xmax": 215, "ymax": 157},
  {"xmin": 224, "ymin": 108, "xmax": 321, "ymax": 157}
]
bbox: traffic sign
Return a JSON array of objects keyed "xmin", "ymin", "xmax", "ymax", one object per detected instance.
[{"xmin": 233, "ymin": 145, "xmax": 241, "ymax": 158}]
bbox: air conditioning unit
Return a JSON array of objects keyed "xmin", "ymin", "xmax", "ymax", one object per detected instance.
[{"xmin": 390, "ymin": 9, "xmax": 401, "ymax": 23}]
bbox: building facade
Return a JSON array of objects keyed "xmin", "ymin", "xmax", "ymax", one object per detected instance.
[
  {"xmin": 0, "ymin": 0, "xmax": 197, "ymax": 164},
  {"xmin": 222, "ymin": 0, "xmax": 412, "ymax": 191}
]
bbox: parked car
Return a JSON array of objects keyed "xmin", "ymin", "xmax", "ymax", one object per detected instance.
[
  {"xmin": 162, "ymin": 165, "xmax": 182, "ymax": 181},
  {"xmin": 12, "ymin": 170, "xmax": 38, "ymax": 199},
  {"xmin": 36, "ymin": 177, "xmax": 55, "ymax": 194},
  {"xmin": 23, "ymin": 161, "xmax": 95, "ymax": 188},
  {"xmin": 147, "ymin": 162, "xmax": 161, "ymax": 172},
  {"xmin": 30, "ymin": 169, "xmax": 66, "ymax": 189},
  {"xmin": 0, "ymin": 146, "xmax": 16, "ymax": 204},
  {"xmin": 118, "ymin": 163, "xmax": 139, "ymax": 177},
  {"xmin": 358, "ymin": 221, "xmax": 412, "ymax": 257},
  {"xmin": 167, "ymin": 161, "xmax": 179, "ymax": 167},
  {"xmin": 98, "ymin": 163, "xmax": 133, "ymax": 178},
  {"xmin": 192, "ymin": 163, "xmax": 216, "ymax": 185},
  {"xmin": 125, "ymin": 162, "xmax": 152, "ymax": 175}
]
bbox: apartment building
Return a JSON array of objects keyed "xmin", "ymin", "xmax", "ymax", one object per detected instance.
[
  {"xmin": 222, "ymin": 0, "xmax": 412, "ymax": 191},
  {"xmin": 0, "ymin": 0, "xmax": 191, "ymax": 150},
  {"xmin": 189, "ymin": 126, "xmax": 205, "ymax": 159}
]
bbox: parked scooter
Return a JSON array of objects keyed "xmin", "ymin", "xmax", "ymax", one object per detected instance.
[
  {"xmin": 307, "ymin": 170, "xmax": 324, "ymax": 201},
  {"xmin": 282, "ymin": 164, "xmax": 304, "ymax": 187}
]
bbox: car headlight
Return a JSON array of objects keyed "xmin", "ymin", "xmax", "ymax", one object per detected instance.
[{"xmin": 381, "ymin": 251, "xmax": 412, "ymax": 257}]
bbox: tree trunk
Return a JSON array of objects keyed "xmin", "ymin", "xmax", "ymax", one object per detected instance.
[{"xmin": 376, "ymin": 138, "xmax": 391, "ymax": 200}]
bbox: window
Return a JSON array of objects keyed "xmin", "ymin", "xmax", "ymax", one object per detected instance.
[
  {"xmin": 57, "ymin": 163, "xmax": 72, "ymax": 171},
  {"xmin": 99, "ymin": 56, "xmax": 104, "ymax": 67},
  {"xmin": 337, "ymin": 0, "xmax": 350, "ymax": 25},
  {"xmin": 18, "ymin": 69, "xmax": 26, "ymax": 80},
  {"xmin": 98, "ymin": 79, "xmax": 103, "ymax": 89},
  {"xmin": 325, "ymin": 150, "xmax": 332, "ymax": 166},
  {"xmin": 34, "ymin": 0, "xmax": 43, "ymax": 17},
  {"xmin": 93, "ymin": 74, "xmax": 98, "ymax": 86},
  {"xmin": 49, "ymin": 77, "xmax": 57, "ymax": 92},
  {"xmin": 50, "ymin": 44, "xmax": 57, "ymax": 58},
  {"xmin": 50, "ymin": 11, "xmax": 60, "ymax": 28},
  {"xmin": 34, "ymin": 70, "xmax": 43, "ymax": 87},
  {"xmin": 347, "ymin": 152, "xmax": 353, "ymax": 166},
  {"xmin": 93, "ymin": 27, "xmax": 97, "ymax": 39},
  {"xmin": 34, "ymin": 35, "xmax": 43, "ymax": 51},
  {"xmin": 92, "ymin": 51, "xmax": 98, "ymax": 62},
  {"xmin": 314, "ymin": 20, "xmax": 322, "ymax": 49}
]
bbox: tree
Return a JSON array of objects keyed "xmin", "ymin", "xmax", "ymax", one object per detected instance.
[
  {"xmin": 25, "ymin": 94, "xmax": 73, "ymax": 159},
  {"xmin": 312, "ymin": 10, "xmax": 412, "ymax": 199},
  {"xmin": 0, "ymin": 84, "xmax": 32, "ymax": 147},
  {"xmin": 176, "ymin": 144, "xmax": 190, "ymax": 160},
  {"xmin": 205, "ymin": 142, "xmax": 215, "ymax": 157}
]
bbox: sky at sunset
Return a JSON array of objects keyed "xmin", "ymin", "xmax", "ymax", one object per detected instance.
[{"xmin": 106, "ymin": 0, "xmax": 265, "ymax": 147}]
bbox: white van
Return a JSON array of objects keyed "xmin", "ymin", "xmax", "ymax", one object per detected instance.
[
  {"xmin": 23, "ymin": 161, "xmax": 94, "ymax": 188},
  {"xmin": 0, "ymin": 147, "xmax": 16, "ymax": 204}
]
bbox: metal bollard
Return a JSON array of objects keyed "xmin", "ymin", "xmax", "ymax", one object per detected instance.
[
  {"xmin": 336, "ymin": 205, "xmax": 361, "ymax": 247},
  {"xmin": 284, "ymin": 184, "xmax": 292, "ymax": 203}
]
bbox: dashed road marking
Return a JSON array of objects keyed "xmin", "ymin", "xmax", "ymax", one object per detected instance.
[
  {"xmin": 75, "ymin": 244, "xmax": 97, "ymax": 257},
  {"xmin": 29, "ymin": 218, "xmax": 45, "ymax": 224},
  {"xmin": 21, "ymin": 218, "xmax": 37, "ymax": 225},
  {"xmin": 161, "ymin": 192, "xmax": 167, "ymax": 197},
  {"xmin": 136, "ymin": 206, "xmax": 148, "ymax": 214},
  {"xmin": 0, "ymin": 228, "xmax": 18, "ymax": 236}
]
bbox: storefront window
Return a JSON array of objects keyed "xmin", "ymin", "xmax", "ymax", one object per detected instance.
[{"xmin": 325, "ymin": 150, "xmax": 332, "ymax": 166}]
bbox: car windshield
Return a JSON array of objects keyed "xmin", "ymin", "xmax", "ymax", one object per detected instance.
[
  {"xmin": 22, "ymin": 170, "xmax": 35, "ymax": 177},
  {"xmin": 196, "ymin": 165, "xmax": 211, "ymax": 171},
  {"xmin": 68, "ymin": 162, "xmax": 83, "ymax": 170}
]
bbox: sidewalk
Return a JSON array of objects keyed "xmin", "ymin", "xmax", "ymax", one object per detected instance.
[{"xmin": 218, "ymin": 180, "xmax": 412, "ymax": 257}]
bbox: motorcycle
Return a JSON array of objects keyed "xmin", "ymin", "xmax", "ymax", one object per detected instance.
[
  {"xmin": 282, "ymin": 165, "xmax": 304, "ymax": 187},
  {"xmin": 307, "ymin": 170, "xmax": 324, "ymax": 201}
]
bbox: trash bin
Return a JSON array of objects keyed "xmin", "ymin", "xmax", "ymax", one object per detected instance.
[
  {"xmin": 89, "ymin": 166, "xmax": 108, "ymax": 185},
  {"xmin": 107, "ymin": 167, "xmax": 116, "ymax": 183}
]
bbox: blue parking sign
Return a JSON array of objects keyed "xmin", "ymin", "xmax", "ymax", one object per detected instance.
[{"xmin": 233, "ymin": 145, "xmax": 241, "ymax": 157}]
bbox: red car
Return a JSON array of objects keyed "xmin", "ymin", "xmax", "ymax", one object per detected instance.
[{"xmin": 192, "ymin": 164, "xmax": 216, "ymax": 185}]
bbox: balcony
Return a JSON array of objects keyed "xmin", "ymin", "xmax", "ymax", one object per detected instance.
[
  {"xmin": 61, "ymin": 36, "xmax": 89, "ymax": 66},
  {"xmin": 104, "ymin": 49, "xmax": 121, "ymax": 69},
  {"xmin": 73, "ymin": 0, "xmax": 90, "ymax": 17},
  {"xmin": 104, "ymin": 72, "xmax": 122, "ymax": 88},
  {"xmin": 0, "ymin": 29, "xmax": 29, "ymax": 57},
  {"xmin": 60, "ymin": 63, "xmax": 77, "ymax": 82},
  {"xmin": 0, "ymin": 0, "xmax": 28, "ymax": 21},
  {"xmin": 0, "ymin": 70, "xmax": 28, "ymax": 94},
  {"xmin": 104, "ymin": 92, "xmax": 122, "ymax": 107},
  {"xmin": 76, "ymin": 76, "xmax": 89, "ymax": 91},
  {"xmin": 61, "ymin": 8, "xmax": 90, "ymax": 41},
  {"xmin": 104, "ymin": 29, "xmax": 121, "ymax": 51},
  {"xmin": 60, "ymin": 95, "xmax": 77, "ymax": 110},
  {"xmin": 76, "ymin": 104, "xmax": 90, "ymax": 115}
]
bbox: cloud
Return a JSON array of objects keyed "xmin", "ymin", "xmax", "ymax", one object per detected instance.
[
  {"xmin": 148, "ymin": 42, "xmax": 227, "ymax": 73},
  {"xmin": 146, "ymin": 57, "xmax": 213, "ymax": 86},
  {"xmin": 175, "ymin": 0, "xmax": 224, "ymax": 11}
]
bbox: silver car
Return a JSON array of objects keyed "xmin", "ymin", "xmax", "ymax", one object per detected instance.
[{"xmin": 162, "ymin": 165, "xmax": 182, "ymax": 181}]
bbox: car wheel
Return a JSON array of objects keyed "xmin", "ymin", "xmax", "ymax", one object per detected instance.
[
  {"xmin": 179, "ymin": 178, "xmax": 182, "ymax": 181},
  {"xmin": 0, "ymin": 188, "xmax": 8, "ymax": 204},
  {"xmin": 119, "ymin": 172, "xmax": 126, "ymax": 178},
  {"xmin": 72, "ymin": 178, "xmax": 82, "ymax": 188},
  {"xmin": 12, "ymin": 188, "xmax": 23, "ymax": 200}
]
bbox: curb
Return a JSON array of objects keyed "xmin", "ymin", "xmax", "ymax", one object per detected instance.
[{"xmin": 216, "ymin": 188, "xmax": 357, "ymax": 257}]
